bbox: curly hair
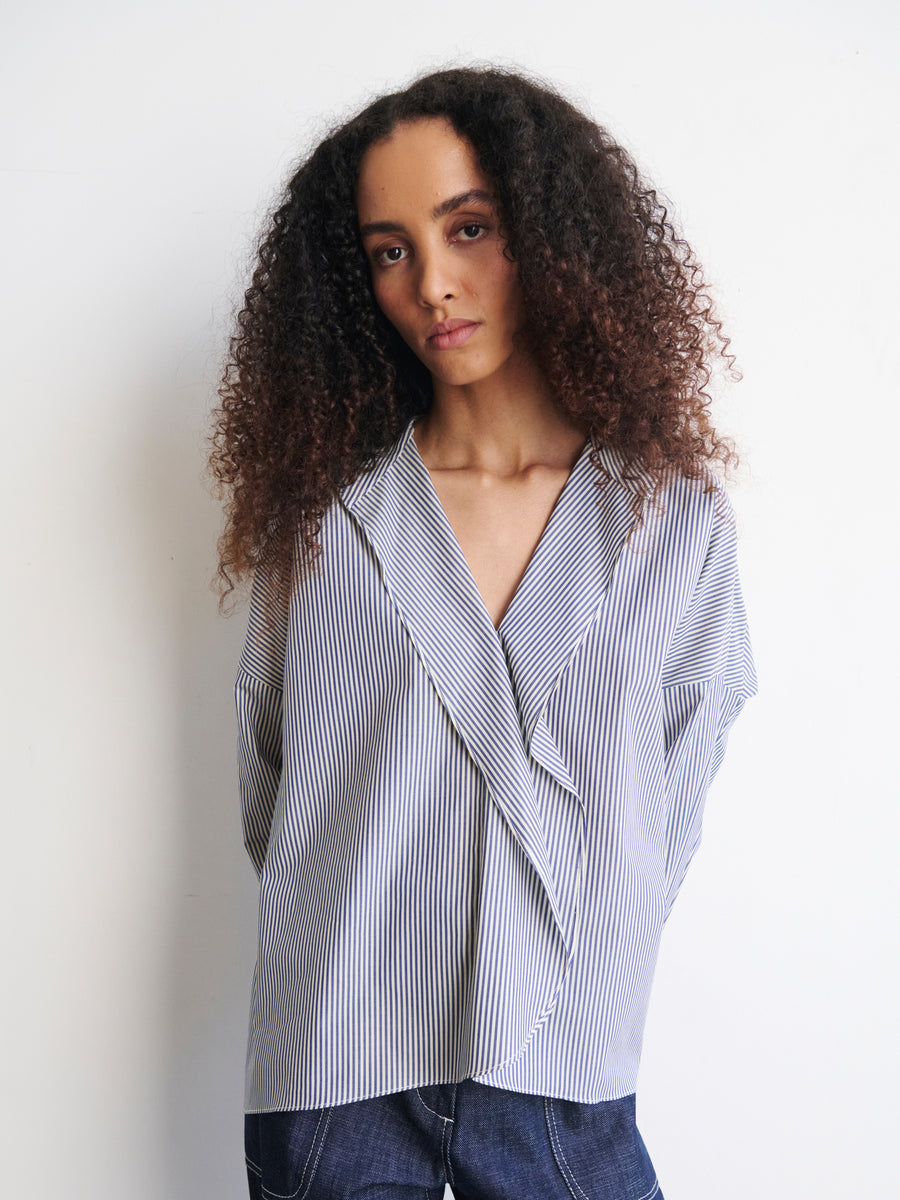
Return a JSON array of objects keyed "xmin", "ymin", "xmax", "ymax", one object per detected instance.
[{"xmin": 210, "ymin": 66, "xmax": 736, "ymax": 604}]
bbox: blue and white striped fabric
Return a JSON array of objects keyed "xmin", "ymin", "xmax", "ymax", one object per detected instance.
[{"xmin": 236, "ymin": 416, "xmax": 756, "ymax": 1113}]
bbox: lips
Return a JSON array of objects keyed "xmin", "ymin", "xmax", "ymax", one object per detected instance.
[{"xmin": 425, "ymin": 318, "xmax": 480, "ymax": 350}]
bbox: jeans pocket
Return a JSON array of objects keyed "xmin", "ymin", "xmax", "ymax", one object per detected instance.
[
  {"xmin": 543, "ymin": 1094, "xmax": 661, "ymax": 1200},
  {"xmin": 245, "ymin": 1106, "xmax": 334, "ymax": 1200}
]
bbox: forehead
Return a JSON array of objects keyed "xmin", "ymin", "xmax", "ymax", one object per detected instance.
[{"xmin": 355, "ymin": 117, "xmax": 490, "ymax": 222}]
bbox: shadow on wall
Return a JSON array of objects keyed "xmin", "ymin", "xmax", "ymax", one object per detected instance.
[{"xmin": 136, "ymin": 349, "xmax": 259, "ymax": 1198}]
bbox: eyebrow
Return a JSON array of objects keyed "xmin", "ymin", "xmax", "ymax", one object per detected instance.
[{"xmin": 359, "ymin": 189, "xmax": 495, "ymax": 238}]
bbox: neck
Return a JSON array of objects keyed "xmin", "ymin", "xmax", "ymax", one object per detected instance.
[{"xmin": 417, "ymin": 361, "xmax": 588, "ymax": 475}]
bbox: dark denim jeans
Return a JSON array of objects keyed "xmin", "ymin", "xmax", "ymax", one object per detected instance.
[{"xmin": 245, "ymin": 1079, "xmax": 662, "ymax": 1199}]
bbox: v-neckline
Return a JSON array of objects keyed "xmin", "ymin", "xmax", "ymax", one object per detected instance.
[
  {"xmin": 405, "ymin": 419, "xmax": 593, "ymax": 636},
  {"xmin": 336, "ymin": 417, "xmax": 641, "ymax": 949}
]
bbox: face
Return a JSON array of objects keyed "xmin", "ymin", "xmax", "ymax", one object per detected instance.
[{"xmin": 356, "ymin": 117, "xmax": 525, "ymax": 392}]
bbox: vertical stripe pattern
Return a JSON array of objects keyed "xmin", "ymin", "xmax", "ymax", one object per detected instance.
[{"xmin": 235, "ymin": 418, "xmax": 756, "ymax": 1111}]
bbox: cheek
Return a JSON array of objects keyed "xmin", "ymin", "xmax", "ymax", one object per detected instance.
[
  {"xmin": 493, "ymin": 265, "xmax": 523, "ymax": 328},
  {"xmin": 371, "ymin": 276, "xmax": 408, "ymax": 332},
  {"xmin": 370, "ymin": 276, "xmax": 392, "ymax": 319},
  {"xmin": 484, "ymin": 252, "xmax": 521, "ymax": 309}
]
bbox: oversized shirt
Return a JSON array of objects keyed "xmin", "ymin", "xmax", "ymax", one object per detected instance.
[{"xmin": 236, "ymin": 416, "xmax": 756, "ymax": 1113}]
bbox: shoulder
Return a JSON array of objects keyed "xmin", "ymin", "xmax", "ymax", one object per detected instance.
[
  {"xmin": 592, "ymin": 443, "xmax": 731, "ymax": 515},
  {"xmin": 619, "ymin": 466, "xmax": 739, "ymax": 593},
  {"xmin": 339, "ymin": 420, "xmax": 418, "ymax": 511}
]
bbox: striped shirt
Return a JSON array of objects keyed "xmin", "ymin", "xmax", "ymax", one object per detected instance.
[{"xmin": 236, "ymin": 416, "xmax": 756, "ymax": 1113}]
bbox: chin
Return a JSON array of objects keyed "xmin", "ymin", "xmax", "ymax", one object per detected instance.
[{"xmin": 428, "ymin": 356, "xmax": 512, "ymax": 388}]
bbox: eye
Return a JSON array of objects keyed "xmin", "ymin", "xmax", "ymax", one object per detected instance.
[
  {"xmin": 456, "ymin": 223, "xmax": 487, "ymax": 242},
  {"xmin": 374, "ymin": 245, "xmax": 408, "ymax": 266}
]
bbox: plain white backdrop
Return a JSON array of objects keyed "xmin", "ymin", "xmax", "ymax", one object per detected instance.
[{"xmin": 3, "ymin": 1, "xmax": 898, "ymax": 1196}]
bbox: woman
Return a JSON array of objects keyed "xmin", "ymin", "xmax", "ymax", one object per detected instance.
[{"xmin": 211, "ymin": 66, "xmax": 756, "ymax": 1200}]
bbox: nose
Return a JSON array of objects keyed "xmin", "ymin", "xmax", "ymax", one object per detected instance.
[{"xmin": 415, "ymin": 245, "xmax": 459, "ymax": 309}]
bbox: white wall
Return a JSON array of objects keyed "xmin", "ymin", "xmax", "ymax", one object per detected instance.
[{"xmin": 3, "ymin": 2, "xmax": 897, "ymax": 1196}]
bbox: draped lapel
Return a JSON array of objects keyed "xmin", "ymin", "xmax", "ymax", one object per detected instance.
[
  {"xmin": 340, "ymin": 421, "xmax": 569, "ymax": 940},
  {"xmin": 498, "ymin": 443, "xmax": 646, "ymax": 796},
  {"xmin": 339, "ymin": 420, "xmax": 644, "ymax": 949}
]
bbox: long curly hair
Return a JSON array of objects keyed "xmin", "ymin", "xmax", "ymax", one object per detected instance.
[{"xmin": 210, "ymin": 66, "xmax": 736, "ymax": 604}]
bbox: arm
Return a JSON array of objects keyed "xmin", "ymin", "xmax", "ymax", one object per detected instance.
[
  {"xmin": 235, "ymin": 570, "xmax": 289, "ymax": 877},
  {"xmin": 660, "ymin": 484, "xmax": 757, "ymax": 916}
]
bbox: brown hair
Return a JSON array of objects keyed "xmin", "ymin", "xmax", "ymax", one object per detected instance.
[{"xmin": 210, "ymin": 66, "xmax": 736, "ymax": 604}]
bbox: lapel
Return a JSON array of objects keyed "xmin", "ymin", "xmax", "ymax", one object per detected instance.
[
  {"xmin": 339, "ymin": 420, "xmax": 644, "ymax": 949},
  {"xmin": 498, "ymin": 442, "xmax": 647, "ymax": 792}
]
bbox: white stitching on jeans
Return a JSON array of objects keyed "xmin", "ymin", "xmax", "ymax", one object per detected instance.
[
  {"xmin": 261, "ymin": 1108, "xmax": 333, "ymax": 1200},
  {"xmin": 636, "ymin": 1181, "xmax": 659, "ymax": 1200},
  {"xmin": 414, "ymin": 1087, "xmax": 455, "ymax": 1123},
  {"xmin": 299, "ymin": 1108, "xmax": 332, "ymax": 1200},
  {"xmin": 546, "ymin": 1097, "xmax": 660, "ymax": 1200},
  {"xmin": 441, "ymin": 1118, "xmax": 455, "ymax": 1189},
  {"xmin": 545, "ymin": 1098, "xmax": 590, "ymax": 1200}
]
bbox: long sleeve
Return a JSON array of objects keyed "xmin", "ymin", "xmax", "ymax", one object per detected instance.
[
  {"xmin": 659, "ymin": 484, "xmax": 757, "ymax": 915},
  {"xmin": 239, "ymin": 422, "xmax": 759, "ymax": 1111},
  {"xmin": 235, "ymin": 571, "xmax": 289, "ymax": 877}
]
